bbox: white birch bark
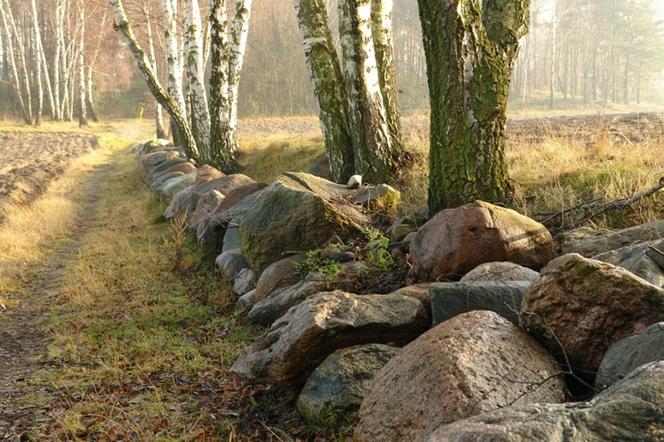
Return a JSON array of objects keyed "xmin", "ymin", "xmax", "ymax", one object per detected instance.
[
  {"xmin": 227, "ymin": 0, "xmax": 252, "ymax": 131},
  {"xmin": 53, "ymin": 0, "xmax": 63, "ymax": 120},
  {"xmin": 144, "ymin": 5, "xmax": 167, "ymax": 138},
  {"xmin": 4, "ymin": 0, "xmax": 33, "ymax": 123},
  {"xmin": 161, "ymin": 0, "xmax": 188, "ymax": 143},
  {"xmin": 110, "ymin": 0, "xmax": 199, "ymax": 161},
  {"xmin": 184, "ymin": 0, "xmax": 211, "ymax": 155},
  {"xmin": 0, "ymin": 1, "xmax": 29, "ymax": 123},
  {"xmin": 77, "ymin": 0, "xmax": 87, "ymax": 126},
  {"xmin": 339, "ymin": 0, "xmax": 394, "ymax": 182},
  {"xmin": 208, "ymin": 0, "xmax": 236, "ymax": 170}
]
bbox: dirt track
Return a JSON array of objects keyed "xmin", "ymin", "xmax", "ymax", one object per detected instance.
[{"xmin": 0, "ymin": 132, "xmax": 96, "ymax": 222}]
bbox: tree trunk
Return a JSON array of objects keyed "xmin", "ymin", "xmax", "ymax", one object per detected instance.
[
  {"xmin": 184, "ymin": 0, "xmax": 210, "ymax": 157},
  {"xmin": 144, "ymin": 4, "xmax": 167, "ymax": 138},
  {"xmin": 209, "ymin": 0, "xmax": 237, "ymax": 172},
  {"xmin": 161, "ymin": 0, "xmax": 188, "ymax": 145},
  {"xmin": 227, "ymin": 0, "xmax": 252, "ymax": 132},
  {"xmin": 418, "ymin": 0, "xmax": 529, "ymax": 213},
  {"xmin": 549, "ymin": 0, "xmax": 556, "ymax": 110},
  {"xmin": 78, "ymin": 0, "xmax": 87, "ymax": 127},
  {"xmin": 294, "ymin": 0, "xmax": 354, "ymax": 182},
  {"xmin": 5, "ymin": 3, "xmax": 33, "ymax": 123},
  {"xmin": 86, "ymin": 66, "xmax": 99, "ymax": 122},
  {"xmin": 111, "ymin": 0, "xmax": 199, "ymax": 161},
  {"xmin": 339, "ymin": 0, "xmax": 396, "ymax": 183},
  {"xmin": 371, "ymin": 0, "xmax": 403, "ymax": 152},
  {"xmin": 0, "ymin": 2, "xmax": 29, "ymax": 123}
]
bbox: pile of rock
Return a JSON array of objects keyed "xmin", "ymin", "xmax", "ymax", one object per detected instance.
[{"xmin": 137, "ymin": 140, "xmax": 664, "ymax": 439}]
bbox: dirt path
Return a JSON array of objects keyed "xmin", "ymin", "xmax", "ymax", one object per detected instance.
[{"xmin": 0, "ymin": 160, "xmax": 111, "ymax": 440}]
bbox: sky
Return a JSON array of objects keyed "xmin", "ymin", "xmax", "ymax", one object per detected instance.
[{"xmin": 657, "ymin": 0, "xmax": 664, "ymax": 18}]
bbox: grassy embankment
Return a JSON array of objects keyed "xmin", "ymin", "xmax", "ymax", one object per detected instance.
[{"xmin": 0, "ymin": 120, "xmax": 270, "ymax": 439}]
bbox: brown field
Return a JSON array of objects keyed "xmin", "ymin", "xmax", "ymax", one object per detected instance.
[{"xmin": 0, "ymin": 132, "xmax": 96, "ymax": 222}]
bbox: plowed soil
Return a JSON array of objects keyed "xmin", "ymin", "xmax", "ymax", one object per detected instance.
[{"xmin": 0, "ymin": 132, "xmax": 96, "ymax": 222}]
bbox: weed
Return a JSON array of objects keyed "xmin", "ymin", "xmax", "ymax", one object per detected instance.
[{"xmin": 294, "ymin": 249, "xmax": 342, "ymax": 284}]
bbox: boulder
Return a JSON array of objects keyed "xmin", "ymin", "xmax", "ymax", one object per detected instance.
[
  {"xmin": 192, "ymin": 174, "xmax": 255, "ymax": 196},
  {"xmin": 559, "ymin": 220, "xmax": 664, "ymax": 256},
  {"xmin": 350, "ymin": 184, "xmax": 400, "ymax": 211},
  {"xmin": 409, "ymin": 201, "xmax": 556, "ymax": 281},
  {"xmin": 430, "ymin": 281, "xmax": 531, "ymax": 325},
  {"xmin": 140, "ymin": 150, "xmax": 182, "ymax": 171},
  {"xmin": 150, "ymin": 161, "xmax": 197, "ymax": 183},
  {"xmin": 189, "ymin": 190, "xmax": 225, "ymax": 232},
  {"xmin": 237, "ymin": 289, "xmax": 257, "ymax": 310},
  {"xmin": 247, "ymin": 261, "xmax": 367, "ymax": 326},
  {"xmin": 149, "ymin": 171, "xmax": 185, "ymax": 192},
  {"xmin": 427, "ymin": 361, "xmax": 664, "ymax": 442},
  {"xmin": 194, "ymin": 165, "xmax": 223, "ymax": 185},
  {"xmin": 222, "ymin": 223, "xmax": 241, "ymax": 252},
  {"xmin": 390, "ymin": 284, "xmax": 432, "ymax": 311},
  {"xmin": 240, "ymin": 173, "xmax": 368, "ymax": 272},
  {"xmin": 163, "ymin": 175, "xmax": 255, "ymax": 222},
  {"xmin": 146, "ymin": 157, "xmax": 189, "ymax": 182},
  {"xmin": 231, "ymin": 291, "xmax": 430, "ymax": 384},
  {"xmin": 254, "ymin": 255, "xmax": 304, "ymax": 302},
  {"xmin": 593, "ymin": 239, "xmax": 664, "ymax": 288},
  {"xmin": 297, "ymin": 344, "xmax": 398, "ymax": 428},
  {"xmin": 156, "ymin": 173, "xmax": 196, "ymax": 202},
  {"xmin": 520, "ymin": 253, "xmax": 664, "ymax": 376},
  {"xmin": 215, "ymin": 249, "xmax": 249, "ymax": 281},
  {"xmin": 216, "ymin": 183, "xmax": 267, "ymax": 214},
  {"xmin": 460, "ymin": 261, "xmax": 539, "ymax": 283},
  {"xmin": 164, "ymin": 187, "xmax": 200, "ymax": 219},
  {"xmin": 596, "ymin": 322, "xmax": 664, "ymax": 390},
  {"xmin": 354, "ymin": 311, "xmax": 566, "ymax": 442},
  {"xmin": 233, "ymin": 268, "xmax": 257, "ymax": 296}
]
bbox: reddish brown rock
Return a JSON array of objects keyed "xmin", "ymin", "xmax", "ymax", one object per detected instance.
[
  {"xmin": 194, "ymin": 165, "xmax": 224, "ymax": 185},
  {"xmin": 520, "ymin": 253, "xmax": 664, "ymax": 376},
  {"xmin": 409, "ymin": 201, "xmax": 556, "ymax": 281},
  {"xmin": 216, "ymin": 182, "xmax": 267, "ymax": 214},
  {"xmin": 354, "ymin": 311, "xmax": 566, "ymax": 442}
]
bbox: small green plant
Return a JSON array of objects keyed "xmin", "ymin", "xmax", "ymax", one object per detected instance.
[
  {"xmin": 363, "ymin": 228, "xmax": 394, "ymax": 274},
  {"xmin": 294, "ymin": 249, "xmax": 342, "ymax": 284}
]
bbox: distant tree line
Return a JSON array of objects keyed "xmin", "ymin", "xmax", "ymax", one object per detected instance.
[{"xmin": 0, "ymin": 0, "xmax": 110, "ymax": 126}]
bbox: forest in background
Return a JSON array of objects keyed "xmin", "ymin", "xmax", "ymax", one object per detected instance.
[{"xmin": 0, "ymin": 0, "xmax": 663, "ymax": 121}]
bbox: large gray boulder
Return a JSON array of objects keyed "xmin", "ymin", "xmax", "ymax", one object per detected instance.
[
  {"xmin": 247, "ymin": 261, "xmax": 367, "ymax": 326},
  {"xmin": 596, "ymin": 322, "xmax": 664, "ymax": 390},
  {"xmin": 297, "ymin": 344, "xmax": 398, "ymax": 428},
  {"xmin": 354, "ymin": 311, "xmax": 566, "ymax": 442},
  {"xmin": 239, "ymin": 172, "xmax": 369, "ymax": 272},
  {"xmin": 430, "ymin": 281, "xmax": 531, "ymax": 325},
  {"xmin": 409, "ymin": 201, "xmax": 556, "ymax": 281},
  {"xmin": 559, "ymin": 220, "xmax": 664, "ymax": 257},
  {"xmin": 427, "ymin": 361, "xmax": 664, "ymax": 441},
  {"xmin": 593, "ymin": 239, "xmax": 664, "ymax": 288},
  {"xmin": 231, "ymin": 291, "xmax": 430, "ymax": 384},
  {"xmin": 520, "ymin": 253, "xmax": 664, "ymax": 376},
  {"xmin": 156, "ymin": 173, "xmax": 196, "ymax": 202},
  {"xmin": 460, "ymin": 261, "xmax": 539, "ymax": 283}
]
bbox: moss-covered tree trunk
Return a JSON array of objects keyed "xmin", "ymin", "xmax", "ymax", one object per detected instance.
[
  {"xmin": 418, "ymin": 0, "xmax": 529, "ymax": 213},
  {"xmin": 294, "ymin": 0, "xmax": 355, "ymax": 182},
  {"xmin": 339, "ymin": 0, "xmax": 398, "ymax": 183},
  {"xmin": 111, "ymin": 0, "xmax": 199, "ymax": 161}
]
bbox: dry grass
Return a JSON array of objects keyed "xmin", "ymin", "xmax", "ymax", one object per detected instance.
[
  {"xmin": 397, "ymin": 131, "xmax": 664, "ymax": 229},
  {"xmin": 23, "ymin": 145, "xmax": 261, "ymax": 440}
]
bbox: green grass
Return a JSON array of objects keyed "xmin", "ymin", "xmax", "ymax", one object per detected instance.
[{"xmin": 22, "ymin": 146, "xmax": 264, "ymax": 440}]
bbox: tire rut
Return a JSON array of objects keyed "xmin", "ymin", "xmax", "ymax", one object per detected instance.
[{"xmin": 0, "ymin": 160, "xmax": 113, "ymax": 441}]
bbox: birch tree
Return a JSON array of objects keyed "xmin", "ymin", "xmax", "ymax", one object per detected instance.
[
  {"xmin": 209, "ymin": 0, "xmax": 252, "ymax": 171},
  {"xmin": 77, "ymin": 0, "xmax": 87, "ymax": 126},
  {"xmin": 418, "ymin": 0, "xmax": 530, "ymax": 212},
  {"xmin": 144, "ymin": 4, "xmax": 167, "ymax": 139},
  {"xmin": 160, "ymin": 0, "xmax": 188, "ymax": 144},
  {"xmin": 293, "ymin": 0, "xmax": 355, "ymax": 182},
  {"xmin": 184, "ymin": 0, "xmax": 211, "ymax": 156},
  {"xmin": 110, "ymin": 0, "xmax": 199, "ymax": 160},
  {"xmin": 295, "ymin": 0, "xmax": 405, "ymax": 183},
  {"xmin": 0, "ymin": 1, "xmax": 29, "ymax": 123}
]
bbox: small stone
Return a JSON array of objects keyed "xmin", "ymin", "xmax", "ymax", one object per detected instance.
[
  {"xmin": 233, "ymin": 268, "xmax": 257, "ymax": 296},
  {"xmin": 347, "ymin": 175, "xmax": 363, "ymax": 189}
]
